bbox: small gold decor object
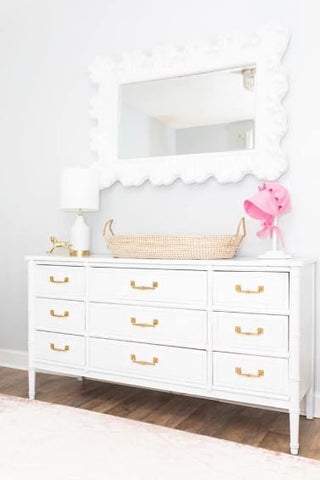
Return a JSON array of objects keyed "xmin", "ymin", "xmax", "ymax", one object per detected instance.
[
  {"xmin": 103, "ymin": 217, "xmax": 246, "ymax": 260},
  {"xmin": 131, "ymin": 317, "xmax": 159, "ymax": 328},
  {"xmin": 234, "ymin": 326, "xmax": 264, "ymax": 336},
  {"xmin": 235, "ymin": 367, "xmax": 264, "ymax": 378},
  {"xmin": 50, "ymin": 309, "xmax": 69, "ymax": 318},
  {"xmin": 130, "ymin": 354, "xmax": 158, "ymax": 366},
  {"xmin": 235, "ymin": 284, "xmax": 264, "ymax": 294},
  {"xmin": 50, "ymin": 343, "xmax": 70, "ymax": 352},
  {"xmin": 49, "ymin": 275, "xmax": 69, "ymax": 284},
  {"xmin": 130, "ymin": 280, "xmax": 158, "ymax": 291},
  {"xmin": 47, "ymin": 236, "xmax": 72, "ymax": 255}
]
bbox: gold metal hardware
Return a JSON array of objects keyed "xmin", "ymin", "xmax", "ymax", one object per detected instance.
[
  {"xmin": 131, "ymin": 317, "xmax": 159, "ymax": 328},
  {"xmin": 49, "ymin": 276, "xmax": 69, "ymax": 284},
  {"xmin": 235, "ymin": 284, "xmax": 264, "ymax": 294},
  {"xmin": 50, "ymin": 343, "xmax": 70, "ymax": 352},
  {"xmin": 130, "ymin": 281, "xmax": 158, "ymax": 291},
  {"xmin": 50, "ymin": 309, "xmax": 69, "ymax": 318},
  {"xmin": 235, "ymin": 326, "xmax": 264, "ymax": 336},
  {"xmin": 130, "ymin": 354, "xmax": 158, "ymax": 366},
  {"xmin": 70, "ymin": 249, "xmax": 90, "ymax": 257},
  {"xmin": 235, "ymin": 367, "xmax": 264, "ymax": 378}
]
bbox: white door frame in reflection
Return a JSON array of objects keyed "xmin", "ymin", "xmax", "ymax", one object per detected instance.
[{"xmin": 90, "ymin": 27, "xmax": 289, "ymax": 187}]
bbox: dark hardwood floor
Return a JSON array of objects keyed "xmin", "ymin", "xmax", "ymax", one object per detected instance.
[{"xmin": 1, "ymin": 366, "xmax": 319, "ymax": 459}]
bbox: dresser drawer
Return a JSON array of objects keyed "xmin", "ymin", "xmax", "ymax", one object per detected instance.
[
  {"xmin": 35, "ymin": 299, "xmax": 85, "ymax": 334},
  {"xmin": 211, "ymin": 312, "xmax": 288, "ymax": 356},
  {"xmin": 34, "ymin": 331, "xmax": 85, "ymax": 367},
  {"xmin": 34, "ymin": 265, "xmax": 85, "ymax": 300},
  {"xmin": 212, "ymin": 271, "xmax": 289, "ymax": 312},
  {"xmin": 89, "ymin": 338, "xmax": 207, "ymax": 386},
  {"xmin": 88, "ymin": 268, "xmax": 207, "ymax": 305},
  {"xmin": 88, "ymin": 303, "xmax": 207, "ymax": 348},
  {"xmin": 213, "ymin": 352, "xmax": 288, "ymax": 396}
]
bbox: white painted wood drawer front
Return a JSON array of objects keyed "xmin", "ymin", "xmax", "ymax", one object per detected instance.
[
  {"xmin": 213, "ymin": 352, "xmax": 288, "ymax": 396},
  {"xmin": 89, "ymin": 338, "xmax": 207, "ymax": 386},
  {"xmin": 34, "ymin": 331, "xmax": 85, "ymax": 367},
  {"xmin": 35, "ymin": 299, "xmax": 85, "ymax": 334},
  {"xmin": 211, "ymin": 312, "xmax": 288, "ymax": 356},
  {"xmin": 89, "ymin": 303, "xmax": 207, "ymax": 348},
  {"xmin": 88, "ymin": 268, "xmax": 207, "ymax": 305},
  {"xmin": 34, "ymin": 265, "xmax": 85, "ymax": 300},
  {"xmin": 212, "ymin": 271, "xmax": 289, "ymax": 312}
]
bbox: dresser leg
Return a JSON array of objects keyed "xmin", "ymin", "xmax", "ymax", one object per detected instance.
[
  {"xmin": 289, "ymin": 411, "xmax": 300, "ymax": 455},
  {"xmin": 306, "ymin": 387, "xmax": 314, "ymax": 420},
  {"xmin": 28, "ymin": 368, "xmax": 36, "ymax": 400}
]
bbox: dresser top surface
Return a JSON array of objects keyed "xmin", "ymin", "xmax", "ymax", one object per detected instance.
[{"xmin": 25, "ymin": 254, "xmax": 315, "ymax": 268}]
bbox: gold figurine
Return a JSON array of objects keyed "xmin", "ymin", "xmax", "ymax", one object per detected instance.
[{"xmin": 47, "ymin": 236, "xmax": 72, "ymax": 254}]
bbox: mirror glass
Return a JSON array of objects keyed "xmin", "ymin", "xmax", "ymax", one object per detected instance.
[{"xmin": 118, "ymin": 66, "xmax": 256, "ymax": 160}]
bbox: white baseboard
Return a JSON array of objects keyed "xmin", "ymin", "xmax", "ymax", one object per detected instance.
[
  {"xmin": 0, "ymin": 348, "xmax": 28, "ymax": 370},
  {"xmin": 0, "ymin": 348, "xmax": 319, "ymax": 417}
]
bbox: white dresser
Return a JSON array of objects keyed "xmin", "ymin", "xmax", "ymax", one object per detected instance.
[{"xmin": 27, "ymin": 255, "xmax": 315, "ymax": 454}]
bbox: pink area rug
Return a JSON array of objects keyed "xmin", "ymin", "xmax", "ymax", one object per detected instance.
[{"xmin": 0, "ymin": 393, "xmax": 319, "ymax": 479}]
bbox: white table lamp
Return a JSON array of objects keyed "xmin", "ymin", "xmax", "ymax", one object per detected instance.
[{"xmin": 60, "ymin": 168, "xmax": 100, "ymax": 256}]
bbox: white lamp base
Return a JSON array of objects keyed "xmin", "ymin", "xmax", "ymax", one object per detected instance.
[{"xmin": 70, "ymin": 212, "xmax": 91, "ymax": 256}]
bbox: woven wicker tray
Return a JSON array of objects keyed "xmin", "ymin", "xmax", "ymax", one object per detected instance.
[{"xmin": 103, "ymin": 217, "xmax": 246, "ymax": 260}]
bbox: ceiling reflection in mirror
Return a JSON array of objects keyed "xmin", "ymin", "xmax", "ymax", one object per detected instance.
[{"xmin": 118, "ymin": 66, "xmax": 256, "ymax": 160}]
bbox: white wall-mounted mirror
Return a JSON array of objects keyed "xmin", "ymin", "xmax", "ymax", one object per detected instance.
[
  {"xmin": 90, "ymin": 28, "xmax": 289, "ymax": 187},
  {"xmin": 119, "ymin": 67, "xmax": 256, "ymax": 159}
]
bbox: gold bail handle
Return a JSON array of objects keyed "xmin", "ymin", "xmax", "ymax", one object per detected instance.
[
  {"xmin": 130, "ymin": 354, "xmax": 158, "ymax": 366},
  {"xmin": 235, "ymin": 285, "xmax": 264, "ymax": 294},
  {"xmin": 130, "ymin": 281, "xmax": 158, "ymax": 291}
]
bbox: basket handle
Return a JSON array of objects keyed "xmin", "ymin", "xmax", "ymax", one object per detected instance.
[
  {"xmin": 235, "ymin": 217, "xmax": 246, "ymax": 237},
  {"xmin": 103, "ymin": 219, "xmax": 115, "ymax": 238}
]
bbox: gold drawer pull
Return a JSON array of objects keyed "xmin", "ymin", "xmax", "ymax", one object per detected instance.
[
  {"xmin": 130, "ymin": 354, "xmax": 158, "ymax": 366},
  {"xmin": 50, "ymin": 309, "xmax": 69, "ymax": 318},
  {"xmin": 49, "ymin": 276, "xmax": 69, "ymax": 284},
  {"xmin": 131, "ymin": 317, "xmax": 159, "ymax": 328},
  {"xmin": 235, "ymin": 284, "xmax": 264, "ymax": 294},
  {"xmin": 235, "ymin": 326, "xmax": 264, "ymax": 336},
  {"xmin": 130, "ymin": 280, "xmax": 158, "ymax": 291},
  {"xmin": 235, "ymin": 367, "xmax": 264, "ymax": 378},
  {"xmin": 50, "ymin": 343, "xmax": 70, "ymax": 352}
]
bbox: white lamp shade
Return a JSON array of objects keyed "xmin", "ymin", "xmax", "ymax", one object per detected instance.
[{"xmin": 60, "ymin": 167, "xmax": 100, "ymax": 212}]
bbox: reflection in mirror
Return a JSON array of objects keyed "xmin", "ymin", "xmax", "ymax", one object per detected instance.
[{"xmin": 118, "ymin": 66, "xmax": 256, "ymax": 160}]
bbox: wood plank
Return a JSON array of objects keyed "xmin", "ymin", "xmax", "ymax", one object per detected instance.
[
  {"xmin": 0, "ymin": 367, "xmax": 320, "ymax": 459},
  {"xmin": 107, "ymin": 388, "xmax": 172, "ymax": 421},
  {"xmin": 258, "ymin": 431, "xmax": 290, "ymax": 454},
  {"xmin": 142, "ymin": 394, "xmax": 205, "ymax": 428}
]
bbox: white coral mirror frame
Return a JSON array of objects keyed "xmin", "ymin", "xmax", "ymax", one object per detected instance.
[{"xmin": 90, "ymin": 27, "xmax": 289, "ymax": 187}]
